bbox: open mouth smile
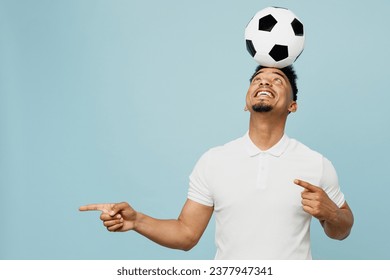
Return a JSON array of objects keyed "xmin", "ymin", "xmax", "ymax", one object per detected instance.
[{"xmin": 254, "ymin": 91, "xmax": 274, "ymax": 98}]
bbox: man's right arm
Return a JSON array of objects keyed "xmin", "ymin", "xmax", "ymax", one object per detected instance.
[{"xmin": 80, "ymin": 199, "xmax": 213, "ymax": 251}]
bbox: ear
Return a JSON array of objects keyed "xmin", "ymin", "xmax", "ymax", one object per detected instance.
[{"xmin": 288, "ymin": 102, "xmax": 297, "ymax": 113}]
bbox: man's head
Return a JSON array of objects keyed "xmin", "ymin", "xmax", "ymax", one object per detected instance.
[
  {"xmin": 245, "ymin": 65, "xmax": 298, "ymax": 115},
  {"xmin": 250, "ymin": 65, "xmax": 298, "ymax": 101}
]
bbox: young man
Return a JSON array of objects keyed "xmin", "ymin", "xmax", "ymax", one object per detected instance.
[{"xmin": 80, "ymin": 65, "xmax": 353, "ymax": 259}]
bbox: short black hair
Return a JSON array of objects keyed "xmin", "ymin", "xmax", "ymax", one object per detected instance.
[{"xmin": 249, "ymin": 65, "xmax": 298, "ymax": 101}]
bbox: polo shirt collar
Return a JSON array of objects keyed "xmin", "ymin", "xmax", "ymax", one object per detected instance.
[{"xmin": 243, "ymin": 132, "xmax": 290, "ymax": 157}]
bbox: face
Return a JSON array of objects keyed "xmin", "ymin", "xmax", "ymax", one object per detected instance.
[{"xmin": 246, "ymin": 68, "xmax": 297, "ymax": 115}]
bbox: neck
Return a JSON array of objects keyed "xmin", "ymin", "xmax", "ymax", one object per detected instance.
[{"xmin": 248, "ymin": 113, "xmax": 287, "ymax": 151}]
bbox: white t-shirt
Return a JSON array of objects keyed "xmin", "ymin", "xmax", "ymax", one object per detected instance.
[{"xmin": 188, "ymin": 133, "xmax": 345, "ymax": 260}]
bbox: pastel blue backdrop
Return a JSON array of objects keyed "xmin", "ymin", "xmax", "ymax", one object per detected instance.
[{"xmin": 1, "ymin": 0, "xmax": 389, "ymax": 260}]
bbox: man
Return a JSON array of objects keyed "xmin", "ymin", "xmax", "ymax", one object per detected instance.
[{"xmin": 80, "ymin": 65, "xmax": 354, "ymax": 259}]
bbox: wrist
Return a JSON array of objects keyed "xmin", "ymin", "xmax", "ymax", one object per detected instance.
[{"xmin": 133, "ymin": 211, "xmax": 143, "ymax": 231}]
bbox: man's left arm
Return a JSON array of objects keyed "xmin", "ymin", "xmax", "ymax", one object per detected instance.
[{"xmin": 294, "ymin": 179, "xmax": 354, "ymax": 240}]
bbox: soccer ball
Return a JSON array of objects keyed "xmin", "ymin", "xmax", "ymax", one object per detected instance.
[{"xmin": 245, "ymin": 7, "xmax": 305, "ymax": 68}]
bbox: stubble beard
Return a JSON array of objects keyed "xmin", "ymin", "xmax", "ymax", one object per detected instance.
[{"xmin": 252, "ymin": 103, "xmax": 273, "ymax": 113}]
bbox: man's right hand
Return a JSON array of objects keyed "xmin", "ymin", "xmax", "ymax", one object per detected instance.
[{"xmin": 79, "ymin": 202, "xmax": 137, "ymax": 232}]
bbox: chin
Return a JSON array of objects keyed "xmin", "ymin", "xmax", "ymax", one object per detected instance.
[{"xmin": 252, "ymin": 104, "xmax": 273, "ymax": 112}]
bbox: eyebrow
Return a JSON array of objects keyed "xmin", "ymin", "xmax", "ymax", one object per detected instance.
[
  {"xmin": 253, "ymin": 70, "xmax": 287, "ymax": 81},
  {"xmin": 271, "ymin": 71, "xmax": 286, "ymax": 78}
]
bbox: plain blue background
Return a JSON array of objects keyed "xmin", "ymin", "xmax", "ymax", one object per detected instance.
[{"xmin": 1, "ymin": 0, "xmax": 389, "ymax": 260}]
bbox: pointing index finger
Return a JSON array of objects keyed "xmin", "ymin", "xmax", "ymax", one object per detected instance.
[
  {"xmin": 79, "ymin": 203, "xmax": 112, "ymax": 213},
  {"xmin": 294, "ymin": 179, "xmax": 319, "ymax": 192}
]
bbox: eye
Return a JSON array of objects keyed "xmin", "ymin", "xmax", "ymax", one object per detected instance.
[
  {"xmin": 252, "ymin": 77, "xmax": 261, "ymax": 84},
  {"xmin": 273, "ymin": 77, "xmax": 283, "ymax": 84}
]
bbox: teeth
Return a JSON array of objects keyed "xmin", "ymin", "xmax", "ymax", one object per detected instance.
[{"xmin": 257, "ymin": 91, "xmax": 272, "ymax": 97}]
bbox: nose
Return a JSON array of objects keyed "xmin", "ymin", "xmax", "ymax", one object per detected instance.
[{"xmin": 258, "ymin": 78, "xmax": 270, "ymax": 87}]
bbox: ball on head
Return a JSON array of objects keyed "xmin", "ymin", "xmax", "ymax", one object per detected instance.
[{"xmin": 245, "ymin": 7, "xmax": 305, "ymax": 68}]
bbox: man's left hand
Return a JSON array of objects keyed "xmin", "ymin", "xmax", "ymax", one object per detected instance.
[{"xmin": 294, "ymin": 179, "xmax": 338, "ymax": 223}]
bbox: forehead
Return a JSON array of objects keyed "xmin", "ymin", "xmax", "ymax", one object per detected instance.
[{"xmin": 253, "ymin": 68, "xmax": 288, "ymax": 80}]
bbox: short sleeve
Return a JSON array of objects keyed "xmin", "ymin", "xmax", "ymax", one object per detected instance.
[
  {"xmin": 187, "ymin": 152, "xmax": 214, "ymax": 207},
  {"xmin": 320, "ymin": 157, "xmax": 345, "ymax": 207}
]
